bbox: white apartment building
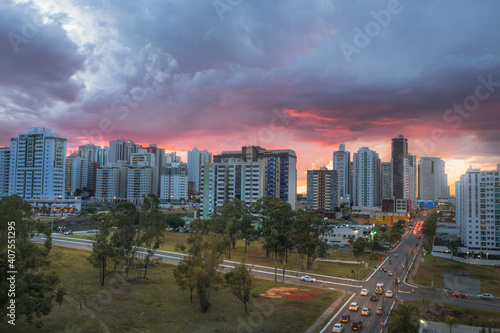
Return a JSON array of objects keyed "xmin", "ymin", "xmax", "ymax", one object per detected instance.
[
  {"xmin": 127, "ymin": 167, "xmax": 153, "ymax": 205},
  {"xmin": 200, "ymin": 161, "xmax": 264, "ymax": 219},
  {"xmin": 418, "ymin": 157, "xmax": 450, "ymax": 201},
  {"xmin": 407, "ymin": 153, "xmax": 417, "ymax": 201},
  {"xmin": 8, "ymin": 128, "xmax": 66, "ymax": 202},
  {"xmin": 160, "ymin": 162, "xmax": 188, "ymax": 204},
  {"xmin": 333, "ymin": 143, "xmax": 351, "ymax": 206},
  {"xmin": 352, "ymin": 147, "xmax": 381, "ymax": 210},
  {"xmin": 187, "ymin": 148, "xmax": 212, "ymax": 196},
  {"xmin": 0, "ymin": 147, "xmax": 10, "ymax": 197},
  {"xmin": 456, "ymin": 166, "xmax": 500, "ymax": 255}
]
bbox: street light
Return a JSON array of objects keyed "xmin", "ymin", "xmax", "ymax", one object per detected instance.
[
  {"xmin": 466, "ymin": 252, "xmax": 469, "ymax": 262},
  {"xmin": 487, "ymin": 253, "xmax": 489, "ymax": 260}
]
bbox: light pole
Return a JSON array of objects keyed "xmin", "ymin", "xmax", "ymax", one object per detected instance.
[
  {"xmin": 466, "ymin": 251, "xmax": 469, "ymax": 262},
  {"xmin": 487, "ymin": 253, "xmax": 489, "ymax": 261}
]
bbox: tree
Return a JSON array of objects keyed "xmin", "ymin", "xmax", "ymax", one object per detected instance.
[
  {"xmin": 387, "ymin": 304, "xmax": 420, "ymax": 333},
  {"xmin": 225, "ymin": 264, "xmax": 253, "ymax": 314},
  {"xmin": 182, "ymin": 219, "xmax": 225, "ymax": 312},
  {"xmin": 140, "ymin": 209, "xmax": 165, "ymax": 279},
  {"xmin": 253, "ymin": 196, "xmax": 295, "ymax": 282},
  {"xmin": 166, "ymin": 216, "xmax": 185, "ymax": 230},
  {"xmin": 0, "ymin": 195, "xmax": 61, "ymax": 328},
  {"xmin": 352, "ymin": 237, "xmax": 367, "ymax": 259},
  {"xmin": 293, "ymin": 211, "xmax": 329, "ymax": 269},
  {"xmin": 173, "ymin": 256, "xmax": 201, "ymax": 303},
  {"xmin": 444, "ymin": 315, "xmax": 459, "ymax": 333},
  {"xmin": 87, "ymin": 216, "xmax": 115, "ymax": 286},
  {"xmin": 367, "ymin": 238, "xmax": 385, "ymax": 253}
]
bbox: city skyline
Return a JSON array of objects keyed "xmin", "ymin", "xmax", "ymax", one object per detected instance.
[{"xmin": 1, "ymin": 1, "xmax": 500, "ymax": 195}]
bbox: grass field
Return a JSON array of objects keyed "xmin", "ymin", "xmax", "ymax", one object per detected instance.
[
  {"xmin": 413, "ymin": 254, "xmax": 500, "ymax": 296},
  {"xmin": 1, "ymin": 245, "xmax": 342, "ymax": 333}
]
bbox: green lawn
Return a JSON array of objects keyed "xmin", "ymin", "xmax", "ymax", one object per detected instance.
[
  {"xmin": 1, "ymin": 245, "xmax": 342, "ymax": 333},
  {"xmin": 413, "ymin": 254, "xmax": 500, "ymax": 296}
]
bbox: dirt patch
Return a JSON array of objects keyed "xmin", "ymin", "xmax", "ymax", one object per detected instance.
[{"xmin": 260, "ymin": 287, "xmax": 322, "ymax": 302}]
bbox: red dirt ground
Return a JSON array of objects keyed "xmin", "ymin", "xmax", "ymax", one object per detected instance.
[{"xmin": 260, "ymin": 287, "xmax": 322, "ymax": 302}]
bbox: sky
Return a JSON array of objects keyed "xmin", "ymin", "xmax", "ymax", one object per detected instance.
[{"xmin": 1, "ymin": 0, "xmax": 500, "ymax": 195}]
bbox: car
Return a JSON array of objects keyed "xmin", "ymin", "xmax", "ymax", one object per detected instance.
[
  {"xmin": 381, "ymin": 267, "xmax": 387, "ymax": 273},
  {"xmin": 361, "ymin": 307, "xmax": 370, "ymax": 316},
  {"xmin": 360, "ymin": 289, "xmax": 369, "ymax": 296},
  {"xmin": 451, "ymin": 292, "xmax": 467, "ymax": 298},
  {"xmin": 349, "ymin": 302, "xmax": 359, "ymax": 311},
  {"xmin": 376, "ymin": 306, "xmax": 384, "ymax": 315},
  {"xmin": 375, "ymin": 287, "xmax": 384, "ymax": 294},
  {"xmin": 370, "ymin": 294, "xmax": 378, "ymax": 301},
  {"xmin": 340, "ymin": 314, "xmax": 350, "ymax": 323},
  {"xmin": 300, "ymin": 275, "xmax": 316, "ymax": 282},
  {"xmin": 479, "ymin": 293, "xmax": 494, "ymax": 300},
  {"xmin": 385, "ymin": 290, "xmax": 393, "ymax": 298},
  {"xmin": 332, "ymin": 323, "xmax": 344, "ymax": 332},
  {"xmin": 376, "ymin": 282, "xmax": 385, "ymax": 288},
  {"xmin": 351, "ymin": 321, "xmax": 363, "ymax": 331},
  {"xmin": 394, "ymin": 278, "xmax": 401, "ymax": 284},
  {"xmin": 64, "ymin": 230, "xmax": 73, "ymax": 235},
  {"xmin": 87, "ymin": 229, "xmax": 99, "ymax": 233},
  {"xmin": 388, "ymin": 271, "xmax": 394, "ymax": 276}
]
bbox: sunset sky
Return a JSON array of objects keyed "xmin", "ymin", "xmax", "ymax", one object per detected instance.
[{"xmin": 1, "ymin": 0, "xmax": 500, "ymax": 195}]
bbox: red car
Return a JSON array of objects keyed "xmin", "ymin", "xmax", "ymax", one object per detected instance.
[{"xmin": 451, "ymin": 292, "xmax": 468, "ymax": 298}]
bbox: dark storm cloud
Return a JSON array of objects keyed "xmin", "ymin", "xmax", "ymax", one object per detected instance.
[
  {"xmin": 0, "ymin": 0, "xmax": 85, "ymax": 116},
  {"xmin": 0, "ymin": 0, "xmax": 500, "ymax": 173}
]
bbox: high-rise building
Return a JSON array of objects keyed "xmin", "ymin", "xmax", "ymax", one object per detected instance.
[
  {"xmin": 0, "ymin": 147, "xmax": 10, "ymax": 198},
  {"xmin": 166, "ymin": 152, "xmax": 182, "ymax": 163},
  {"xmin": 391, "ymin": 135, "xmax": 408, "ymax": 200},
  {"xmin": 187, "ymin": 148, "xmax": 212, "ymax": 196},
  {"xmin": 380, "ymin": 162, "xmax": 392, "ymax": 200},
  {"xmin": 65, "ymin": 157, "xmax": 89, "ymax": 195},
  {"xmin": 8, "ymin": 128, "xmax": 66, "ymax": 201},
  {"xmin": 352, "ymin": 147, "xmax": 381, "ymax": 210},
  {"xmin": 456, "ymin": 166, "xmax": 500, "ymax": 255},
  {"xmin": 418, "ymin": 157, "xmax": 449, "ymax": 201},
  {"xmin": 95, "ymin": 162, "xmax": 128, "ymax": 202},
  {"xmin": 306, "ymin": 167, "xmax": 337, "ymax": 214},
  {"xmin": 160, "ymin": 162, "xmax": 188, "ymax": 204},
  {"xmin": 408, "ymin": 153, "xmax": 417, "ymax": 201},
  {"xmin": 127, "ymin": 166, "xmax": 153, "ymax": 204},
  {"xmin": 333, "ymin": 143, "xmax": 351, "ymax": 206},
  {"xmin": 213, "ymin": 146, "xmax": 297, "ymax": 209},
  {"xmin": 200, "ymin": 161, "xmax": 264, "ymax": 219},
  {"xmin": 108, "ymin": 138, "xmax": 141, "ymax": 163}
]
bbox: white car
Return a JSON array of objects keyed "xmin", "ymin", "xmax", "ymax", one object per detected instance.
[
  {"xmin": 332, "ymin": 323, "xmax": 344, "ymax": 332},
  {"xmin": 479, "ymin": 293, "xmax": 494, "ymax": 300},
  {"xmin": 300, "ymin": 275, "xmax": 316, "ymax": 282},
  {"xmin": 385, "ymin": 290, "xmax": 393, "ymax": 298},
  {"xmin": 349, "ymin": 302, "xmax": 359, "ymax": 311},
  {"xmin": 361, "ymin": 307, "xmax": 371, "ymax": 316},
  {"xmin": 360, "ymin": 289, "xmax": 369, "ymax": 296}
]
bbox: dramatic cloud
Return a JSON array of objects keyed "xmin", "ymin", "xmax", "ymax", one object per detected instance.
[{"xmin": 1, "ymin": 0, "xmax": 500, "ymax": 194}]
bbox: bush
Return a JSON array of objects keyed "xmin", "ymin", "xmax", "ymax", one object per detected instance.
[{"xmin": 369, "ymin": 253, "xmax": 380, "ymax": 260}]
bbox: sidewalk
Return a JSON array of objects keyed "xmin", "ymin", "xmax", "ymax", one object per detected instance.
[{"xmin": 304, "ymin": 292, "xmax": 351, "ymax": 333}]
